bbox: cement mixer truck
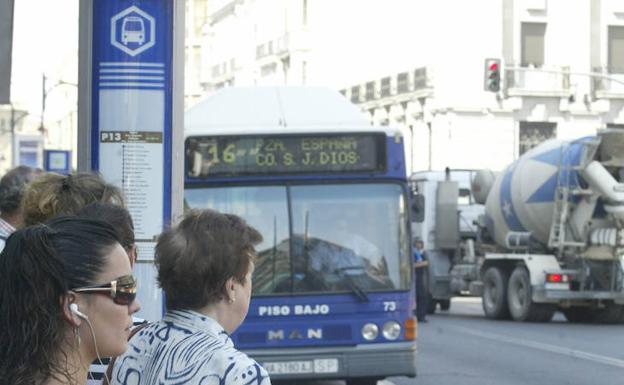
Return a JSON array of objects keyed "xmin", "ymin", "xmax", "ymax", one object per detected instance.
[{"xmin": 411, "ymin": 128, "xmax": 624, "ymax": 323}]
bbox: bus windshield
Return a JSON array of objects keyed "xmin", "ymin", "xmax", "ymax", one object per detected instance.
[{"xmin": 185, "ymin": 183, "xmax": 411, "ymax": 295}]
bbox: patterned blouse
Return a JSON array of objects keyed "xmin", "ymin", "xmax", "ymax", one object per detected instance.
[{"xmin": 110, "ymin": 310, "xmax": 271, "ymax": 385}]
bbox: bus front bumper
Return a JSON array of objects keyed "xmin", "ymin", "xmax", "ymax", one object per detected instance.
[{"xmin": 245, "ymin": 341, "xmax": 417, "ymax": 381}]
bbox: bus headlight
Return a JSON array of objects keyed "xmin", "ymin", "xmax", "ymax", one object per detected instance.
[
  {"xmin": 382, "ymin": 321, "xmax": 401, "ymax": 340},
  {"xmin": 361, "ymin": 323, "xmax": 379, "ymax": 341}
]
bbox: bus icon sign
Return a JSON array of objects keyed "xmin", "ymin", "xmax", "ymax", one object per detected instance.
[{"xmin": 110, "ymin": 6, "xmax": 155, "ymax": 56}]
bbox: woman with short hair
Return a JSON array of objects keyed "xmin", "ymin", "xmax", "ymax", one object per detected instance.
[
  {"xmin": 110, "ymin": 209, "xmax": 271, "ymax": 385},
  {"xmin": 0, "ymin": 216, "xmax": 141, "ymax": 385}
]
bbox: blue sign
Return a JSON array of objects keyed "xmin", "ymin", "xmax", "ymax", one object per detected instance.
[
  {"xmin": 44, "ymin": 150, "xmax": 71, "ymax": 174},
  {"xmin": 13, "ymin": 135, "xmax": 43, "ymax": 169},
  {"xmin": 91, "ymin": 0, "xmax": 173, "ymax": 321}
]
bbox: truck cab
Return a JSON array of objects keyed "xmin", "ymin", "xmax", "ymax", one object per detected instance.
[{"xmin": 410, "ymin": 169, "xmax": 485, "ymax": 312}]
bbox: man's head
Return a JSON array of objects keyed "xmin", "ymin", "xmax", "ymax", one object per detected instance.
[
  {"xmin": 413, "ymin": 238, "xmax": 424, "ymax": 250},
  {"xmin": 0, "ymin": 166, "xmax": 42, "ymax": 227}
]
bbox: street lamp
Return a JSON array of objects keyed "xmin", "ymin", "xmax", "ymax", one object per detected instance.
[{"xmin": 40, "ymin": 73, "xmax": 78, "ymax": 134}]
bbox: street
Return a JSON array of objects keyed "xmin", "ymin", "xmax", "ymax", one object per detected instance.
[
  {"xmin": 390, "ymin": 297, "xmax": 624, "ymax": 385},
  {"xmin": 296, "ymin": 297, "xmax": 624, "ymax": 385}
]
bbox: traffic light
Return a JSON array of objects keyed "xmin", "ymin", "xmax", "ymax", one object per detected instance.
[{"xmin": 484, "ymin": 58, "xmax": 501, "ymax": 93}]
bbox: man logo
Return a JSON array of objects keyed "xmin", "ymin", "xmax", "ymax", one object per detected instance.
[{"xmin": 268, "ymin": 329, "xmax": 323, "ymax": 340}]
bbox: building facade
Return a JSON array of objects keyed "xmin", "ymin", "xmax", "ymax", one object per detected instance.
[{"xmin": 192, "ymin": 0, "xmax": 624, "ymax": 173}]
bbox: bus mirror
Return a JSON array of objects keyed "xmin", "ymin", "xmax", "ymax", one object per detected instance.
[{"xmin": 411, "ymin": 193, "xmax": 425, "ymax": 223}]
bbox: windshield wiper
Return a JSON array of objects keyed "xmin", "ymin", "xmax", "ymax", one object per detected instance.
[{"xmin": 336, "ymin": 268, "xmax": 369, "ymax": 302}]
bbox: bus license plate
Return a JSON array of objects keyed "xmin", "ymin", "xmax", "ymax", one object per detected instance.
[{"xmin": 263, "ymin": 359, "xmax": 339, "ymax": 374}]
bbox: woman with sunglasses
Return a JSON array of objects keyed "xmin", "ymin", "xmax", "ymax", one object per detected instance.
[{"xmin": 0, "ymin": 216, "xmax": 140, "ymax": 385}]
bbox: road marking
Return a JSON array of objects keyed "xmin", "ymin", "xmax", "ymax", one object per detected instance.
[
  {"xmin": 379, "ymin": 381, "xmax": 395, "ymax": 385},
  {"xmin": 452, "ymin": 326, "xmax": 624, "ymax": 369}
]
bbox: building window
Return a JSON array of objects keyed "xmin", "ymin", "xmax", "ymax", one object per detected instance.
[
  {"xmin": 351, "ymin": 86, "xmax": 360, "ymax": 103},
  {"xmin": 519, "ymin": 121, "xmax": 556, "ymax": 155},
  {"xmin": 521, "ymin": 22, "xmax": 546, "ymax": 67},
  {"xmin": 365, "ymin": 81, "xmax": 376, "ymax": 101},
  {"xmin": 261, "ymin": 63, "xmax": 277, "ymax": 77},
  {"xmin": 302, "ymin": 0, "xmax": 308, "ymax": 26},
  {"xmin": 608, "ymin": 26, "xmax": 624, "ymax": 74},
  {"xmin": 381, "ymin": 77, "xmax": 391, "ymax": 97},
  {"xmin": 414, "ymin": 67, "xmax": 428, "ymax": 90},
  {"xmin": 397, "ymin": 72, "xmax": 409, "ymax": 93}
]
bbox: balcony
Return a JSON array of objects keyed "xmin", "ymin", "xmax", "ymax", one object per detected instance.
[
  {"xmin": 505, "ymin": 64, "xmax": 571, "ymax": 97},
  {"xmin": 591, "ymin": 67, "xmax": 624, "ymax": 99}
]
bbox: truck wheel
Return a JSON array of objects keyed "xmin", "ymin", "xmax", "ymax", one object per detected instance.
[
  {"xmin": 507, "ymin": 267, "xmax": 555, "ymax": 322},
  {"xmin": 482, "ymin": 266, "xmax": 510, "ymax": 319},
  {"xmin": 439, "ymin": 299, "xmax": 451, "ymax": 311},
  {"xmin": 562, "ymin": 307, "xmax": 594, "ymax": 323},
  {"xmin": 592, "ymin": 304, "xmax": 624, "ymax": 324}
]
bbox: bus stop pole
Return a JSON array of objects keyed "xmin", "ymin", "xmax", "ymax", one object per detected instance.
[
  {"xmin": 78, "ymin": 0, "xmax": 184, "ymax": 319},
  {"xmin": 170, "ymin": 0, "xmax": 184, "ymax": 225}
]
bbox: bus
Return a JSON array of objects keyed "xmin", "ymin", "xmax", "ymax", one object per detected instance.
[{"xmin": 184, "ymin": 87, "xmax": 417, "ymax": 385}]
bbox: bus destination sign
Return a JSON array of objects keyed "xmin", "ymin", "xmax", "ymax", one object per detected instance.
[{"xmin": 185, "ymin": 133, "xmax": 386, "ymax": 177}]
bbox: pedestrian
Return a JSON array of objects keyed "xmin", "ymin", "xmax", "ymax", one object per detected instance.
[
  {"xmin": 21, "ymin": 173, "xmax": 137, "ymax": 385},
  {"xmin": 110, "ymin": 209, "xmax": 271, "ymax": 385},
  {"xmin": 414, "ymin": 238, "xmax": 429, "ymax": 322},
  {"xmin": 22, "ymin": 172, "xmax": 124, "ymax": 226},
  {"xmin": 0, "ymin": 216, "xmax": 141, "ymax": 385},
  {"xmin": 0, "ymin": 165, "xmax": 42, "ymax": 250},
  {"xmin": 76, "ymin": 202, "xmax": 143, "ymax": 385}
]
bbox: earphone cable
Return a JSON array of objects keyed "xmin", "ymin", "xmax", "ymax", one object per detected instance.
[{"xmin": 84, "ymin": 317, "xmax": 111, "ymax": 385}]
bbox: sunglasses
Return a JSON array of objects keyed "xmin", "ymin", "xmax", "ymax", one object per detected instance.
[{"xmin": 72, "ymin": 275, "xmax": 137, "ymax": 305}]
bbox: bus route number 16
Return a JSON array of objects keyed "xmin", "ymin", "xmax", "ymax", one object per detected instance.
[{"xmin": 383, "ymin": 301, "xmax": 396, "ymax": 311}]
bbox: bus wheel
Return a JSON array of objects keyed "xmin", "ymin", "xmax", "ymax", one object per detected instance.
[
  {"xmin": 507, "ymin": 266, "xmax": 555, "ymax": 322},
  {"xmin": 346, "ymin": 377, "xmax": 380, "ymax": 385},
  {"xmin": 482, "ymin": 266, "xmax": 510, "ymax": 319},
  {"xmin": 439, "ymin": 299, "xmax": 451, "ymax": 311}
]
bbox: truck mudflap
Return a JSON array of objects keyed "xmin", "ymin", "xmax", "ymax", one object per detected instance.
[{"xmin": 246, "ymin": 341, "xmax": 417, "ymax": 381}]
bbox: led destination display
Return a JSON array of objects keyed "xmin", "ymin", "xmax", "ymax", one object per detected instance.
[{"xmin": 186, "ymin": 133, "xmax": 386, "ymax": 177}]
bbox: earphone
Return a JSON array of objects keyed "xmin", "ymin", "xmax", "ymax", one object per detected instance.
[
  {"xmin": 69, "ymin": 303, "xmax": 88, "ymax": 320},
  {"xmin": 69, "ymin": 303, "xmax": 110, "ymax": 384}
]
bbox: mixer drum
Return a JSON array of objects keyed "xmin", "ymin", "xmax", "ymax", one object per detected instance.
[{"xmin": 484, "ymin": 138, "xmax": 592, "ymax": 247}]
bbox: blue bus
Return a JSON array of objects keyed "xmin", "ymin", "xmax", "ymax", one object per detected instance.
[{"xmin": 184, "ymin": 87, "xmax": 417, "ymax": 385}]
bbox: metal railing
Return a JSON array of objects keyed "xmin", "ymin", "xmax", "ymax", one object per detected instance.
[{"xmin": 504, "ymin": 64, "xmax": 570, "ymax": 94}]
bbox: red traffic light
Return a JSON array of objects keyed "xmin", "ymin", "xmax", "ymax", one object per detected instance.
[{"xmin": 484, "ymin": 58, "xmax": 501, "ymax": 92}]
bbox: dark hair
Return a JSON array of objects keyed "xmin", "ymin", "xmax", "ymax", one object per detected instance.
[
  {"xmin": 22, "ymin": 172, "xmax": 125, "ymax": 226},
  {"xmin": 77, "ymin": 202, "xmax": 135, "ymax": 250},
  {"xmin": 0, "ymin": 166, "xmax": 41, "ymax": 214},
  {"xmin": 155, "ymin": 209, "xmax": 262, "ymax": 310},
  {"xmin": 0, "ymin": 216, "xmax": 121, "ymax": 385}
]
